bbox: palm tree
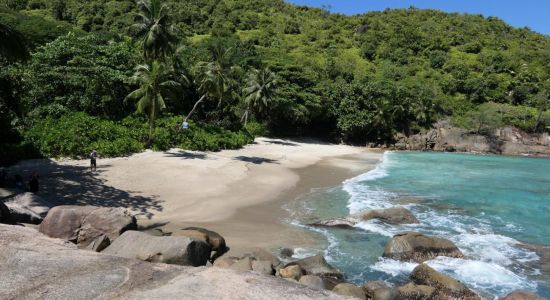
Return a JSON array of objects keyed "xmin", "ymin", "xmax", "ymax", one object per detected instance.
[
  {"xmin": 132, "ymin": 0, "xmax": 177, "ymax": 61},
  {"xmin": 126, "ymin": 61, "xmax": 178, "ymax": 144},
  {"xmin": 183, "ymin": 58, "xmax": 231, "ymax": 124},
  {"xmin": 0, "ymin": 23, "xmax": 28, "ymax": 61},
  {"xmin": 241, "ymin": 68, "xmax": 278, "ymax": 125}
]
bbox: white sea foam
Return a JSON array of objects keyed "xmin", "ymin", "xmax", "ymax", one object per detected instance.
[
  {"xmin": 426, "ymin": 257, "xmax": 538, "ymax": 297},
  {"xmin": 371, "ymin": 258, "xmax": 418, "ymax": 276},
  {"xmin": 343, "ymin": 151, "xmax": 394, "ymax": 213}
]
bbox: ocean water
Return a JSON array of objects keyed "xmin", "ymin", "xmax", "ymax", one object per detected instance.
[{"xmin": 286, "ymin": 151, "xmax": 550, "ymax": 299}]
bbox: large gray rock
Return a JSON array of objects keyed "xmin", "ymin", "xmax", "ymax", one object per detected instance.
[
  {"xmin": 500, "ymin": 290, "xmax": 545, "ymax": 300},
  {"xmin": 410, "ymin": 264, "xmax": 480, "ymax": 300},
  {"xmin": 102, "ymin": 230, "xmax": 211, "ymax": 267},
  {"xmin": 0, "ymin": 224, "xmax": 346, "ymax": 300},
  {"xmin": 4, "ymin": 192, "xmax": 54, "ymax": 224},
  {"xmin": 39, "ymin": 205, "xmax": 137, "ymax": 248},
  {"xmin": 383, "ymin": 232, "xmax": 463, "ymax": 263},
  {"xmin": 286, "ymin": 255, "xmax": 344, "ymax": 280},
  {"xmin": 356, "ymin": 207, "xmax": 419, "ymax": 225}
]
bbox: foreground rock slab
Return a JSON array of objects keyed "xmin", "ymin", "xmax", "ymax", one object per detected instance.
[
  {"xmin": 4, "ymin": 192, "xmax": 54, "ymax": 224},
  {"xmin": 39, "ymin": 205, "xmax": 137, "ymax": 248},
  {"xmin": 383, "ymin": 232, "xmax": 463, "ymax": 263},
  {"xmin": 0, "ymin": 224, "xmax": 348, "ymax": 300},
  {"xmin": 102, "ymin": 230, "xmax": 211, "ymax": 266}
]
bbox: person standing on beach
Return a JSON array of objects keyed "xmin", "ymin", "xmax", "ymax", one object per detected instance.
[
  {"xmin": 90, "ymin": 150, "xmax": 98, "ymax": 172},
  {"xmin": 29, "ymin": 171, "xmax": 39, "ymax": 193}
]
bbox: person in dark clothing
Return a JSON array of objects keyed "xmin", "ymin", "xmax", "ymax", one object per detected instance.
[
  {"xmin": 14, "ymin": 174, "xmax": 24, "ymax": 191},
  {"xmin": 90, "ymin": 150, "xmax": 98, "ymax": 172},
  {"xmin": 29, "ymin": 171, "xmax": 39, "ymax": 193}
]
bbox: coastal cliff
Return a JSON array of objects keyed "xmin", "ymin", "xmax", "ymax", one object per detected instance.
[{"xmin": 393, "ymin": 126, "xmax": 550, "ymax": 157}]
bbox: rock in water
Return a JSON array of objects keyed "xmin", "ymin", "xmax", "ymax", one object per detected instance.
[
  {"xmin": 309, "ymin": 207, "xmax": 419, "ymax": 230},
  {"xmin": 332, "ymin": 283, "xmax": 366, "ymax": 299},
  {"xmin": 356, "ymin": 207, "xmax": 420, "ymax": 224},
  {"xmin": 4, "ymin": 192, "xmax": 54, "ymax": 224},
  {"xmin": 0, "ymin": 224, "xmax": 347, "ymax": 299},
  {"xmin": 285, "ymin": 255, "xmax": 344, "ymax": 279},
  {"xmin": 500, "ymin": 291, "xmax": 545, "ymax": 300},
  {"xmin": 0, "ymin": 201, "xmax": 13, "ymax": 224},
  {"xmin": 102, "ymin": 230, "xmax": 211, "ymax": 266},
  {"xmin": 39, "ymin": 205, "xmax": 137, "ymax": 248},
  {"xmin": 180, "ymin": 227, "xmax": 229, "ymax": 262},
  {"xmin": 309, "ymin": 217, "xmax": 357, "ymax": 229},
  {"xmin": 383, "ymin": 232, "xmax": 463, "ymax": 262},
  {"xmin": 410, "ymin": 264, "xmax": 480, "ymax": 299}
]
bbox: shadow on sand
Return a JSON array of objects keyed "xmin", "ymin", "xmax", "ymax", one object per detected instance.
[
  {"xmin": 8, "ymin": 160, "xmax": 163, "ymax": 219},
  {"xmin": 163, "ymin": 151, "xmax": 209, "ymax": 160},
  {"xmin": 233, "ymin": 156, "xmax": 279, "ymax": 165}
]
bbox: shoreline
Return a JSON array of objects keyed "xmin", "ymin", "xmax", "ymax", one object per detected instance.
[
  {"xmin": 6, "ymin": 137, "xmax": 383, "ymax": 255},
  {"xmin": 165, "ymin": 150, "xmax": 384, "ymax": 256}
]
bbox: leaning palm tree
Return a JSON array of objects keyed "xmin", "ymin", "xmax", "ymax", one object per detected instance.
[
  {"xmin": 182, "ymin": 60, "xmax": 229, "ymax": 124},
  {"xmin": 241, "ymin": 68, "xmax": 278, "ymax": 125},
  {"xmin": 0, "ymin": 23, "xmax": 28, "ymax": 61},
  {"xmin": 132, "ymin": 0, "xmax": 177, "ymax": 61},
  {"xmin": 126, "ymin": 61, "xmax": 178, "ymax": 144}
]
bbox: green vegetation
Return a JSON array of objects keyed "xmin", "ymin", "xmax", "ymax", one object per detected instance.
[{"xmin": 1, "ymin": 0, "xmax": 550, "ymax": 165}]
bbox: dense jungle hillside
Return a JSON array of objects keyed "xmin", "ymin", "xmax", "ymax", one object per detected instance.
[{"xmin": 1, "ymin": 0, "xmax": 549, "ymax": 165}]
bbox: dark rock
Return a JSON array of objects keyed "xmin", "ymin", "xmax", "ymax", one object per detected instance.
[
  {"xmin": 102, "ymin": 230, "xmax": 211, "ymax": 266},
  {"xmin": 332, "ymin": 283, "xmax": 366, "ymax": 299},
  {"xmin": 85, "ymin": 234, "xmax": 110, "ymax": 252},
  {"xmin": 39, "ymin": 205, "xmax": 137, "ymax": 248},
  {"xmin": 4, "ymin": 192, "xmax": 54, "ymax": 224},
  {"xmin": 410, "ymin": 264, "xmax": 480, "ymax": 299},
  {"xmin": 280, "ymin": 247, "xmax": 294, "ymax": 258},
  {"xmin": 286, "ymin": 255, "xmax": 344, "ymax": 279},
  {"xmin": 383, "ymin": 232, "xmax": 463, "ymax": 263},
  {"xmin": 500, "ymin": 290, "xmax": 545, "ymax": 300},
  {"xmin": 180, "ymin": 227, "xmax": 229, "ymax": 263},
  {"xmin": 0, "ymin": 201, "xmax": 13, "ymax": 224}
]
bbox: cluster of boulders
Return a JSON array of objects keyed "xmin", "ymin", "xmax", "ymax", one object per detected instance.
[
  {"xmin": 0, "ymin": 198, "xmax": 545, "ymax": 299},
  {"xmin": 306, "ymin": 206, "xmax": 546, "ymax": 299}
]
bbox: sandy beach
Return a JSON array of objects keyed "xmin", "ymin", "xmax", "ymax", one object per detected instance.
[{"xmin": 8, "ymin": 138, "xmax": 383, "ymax": 254}]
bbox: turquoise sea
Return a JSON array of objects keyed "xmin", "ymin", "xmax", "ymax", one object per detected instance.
[{"xmin": 286, "ymin": 152, "xmax": 550, "ymax": 299}]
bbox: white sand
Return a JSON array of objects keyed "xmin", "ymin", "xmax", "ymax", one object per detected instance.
[{"xmin": 9, "ymin": 137, "xmax": 383, "ymax": 252}]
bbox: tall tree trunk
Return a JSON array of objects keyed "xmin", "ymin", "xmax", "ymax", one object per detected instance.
[{"xmin": 184, "ymin": 94, "xmax": 207, "ymax": 123}]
